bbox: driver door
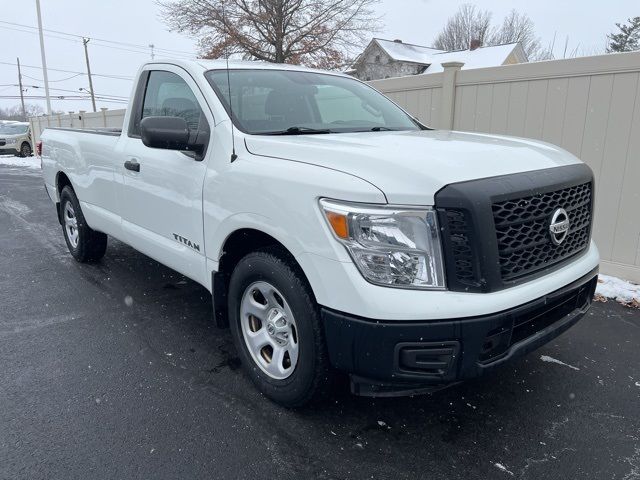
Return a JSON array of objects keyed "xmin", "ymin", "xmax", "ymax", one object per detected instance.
[{"xmin": 116, "ymin": 66, "xmax": 212, "ymax": 286}]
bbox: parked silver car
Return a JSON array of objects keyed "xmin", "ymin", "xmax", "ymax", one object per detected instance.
[{"xmin": 0, "ymin": 122, "xmax": 32, "ymax": 157}]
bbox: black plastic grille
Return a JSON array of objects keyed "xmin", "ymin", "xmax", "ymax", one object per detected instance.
[
  {"xmin": 492, "ymin": 182, "xmax": 592, "ymax": 280},
  {"xmin": 444, "ymin": 210, "xmax": 477, "ymax": 285}
]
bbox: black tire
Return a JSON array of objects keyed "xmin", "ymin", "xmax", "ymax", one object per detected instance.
[
  {"xmin": 228, "ymin": 247, "xmax": 331, "ymax": 407},
  {"xmin": 60, "ymin": 186, "xmax": 108, "ymax": 262},
  {"xmin": 19, "ymin": 142, "xmax": 32, "ymax": 158}
]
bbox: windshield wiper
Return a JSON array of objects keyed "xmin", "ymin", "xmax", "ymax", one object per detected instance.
[
  {"xmin": 263, "ymin": 126, "xmax": 332, "ymax": 135},
  {"xmin": 369, "ymin": 126, "xmax": 398, "ymax": 131}
]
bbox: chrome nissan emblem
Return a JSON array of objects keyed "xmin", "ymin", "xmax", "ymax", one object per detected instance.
[{"xmin": 549, "ymin": 208, "xmax": 570, "ymax": 245}]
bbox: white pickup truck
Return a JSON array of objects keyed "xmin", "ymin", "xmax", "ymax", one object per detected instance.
[{"xmin": 40, "ymin": 60, "xmax": 599, "ymax": 406}]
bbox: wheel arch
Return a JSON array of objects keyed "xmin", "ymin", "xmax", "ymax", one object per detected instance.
[
  {"xmin": 55, "ymin": 171, "xmax": 74, "ymax": 224},
  {"xmin": 212, "ymin": 227, "xmax": 315, "ymax": 328}
]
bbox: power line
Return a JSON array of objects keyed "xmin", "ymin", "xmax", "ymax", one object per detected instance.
[
  {"xmin": 0, "ymin": 24, "xmax": 189, "ymax": 61},
  {"xmin": 0, "ymin": 60, "xmax": 133, "ymax": 81},
  {"xmin": 2, "ymin": 83, "xmax": 128, "ymax": 98},
  {"xmin": 0, "ymin": 82, "xmax": 128, "ymax": 99},
  {"xmin": 0, "ymin": 24, "xmax": 80, "ymax": 44},
  {"xmin": 21, "ymin": 72, "xmax": 84, "ymax": 83},
  {"xmin": 0, "ymin": 95, "xmax": 128, "ymax": 104},
  {"xmin": 29, "ymin": 85, "xmax": 127, "ymax": 98},
  {"xmin": 0, "ymin": 20, "xmax": 197, "ymax": 57}
]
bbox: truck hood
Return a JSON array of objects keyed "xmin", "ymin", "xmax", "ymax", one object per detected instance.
[{"xmin": 244, "ymin": 130, "xmax": 581, "ymax": 204}]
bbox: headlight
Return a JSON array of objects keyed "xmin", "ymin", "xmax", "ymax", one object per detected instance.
[
  {"xmin": 320, "ymin": 199, "xmax": 445, "ymax": 289},
  {"xmin": 6, "ymin": 139, "xmax": 16, "ymax": 145}
]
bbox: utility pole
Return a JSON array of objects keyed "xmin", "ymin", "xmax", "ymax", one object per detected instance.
[
  {"xmin": 82, "ymin": 38, "xmax": 97, "ymax": 112},
  {"xmin": 17, "ymin": 58, "xmax": 26, "ymax": 121},
  {"xmin": 149, "ymin": 43, "xmax": 155, "ymax": 60},
  {"xmin": 35, "ymin": 0, "xmax": 52, "ymax": 115}
]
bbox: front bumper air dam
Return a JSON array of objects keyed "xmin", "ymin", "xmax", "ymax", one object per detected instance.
[
  {"xmin": 0, "ymin": 147, "xmax": 20, "ymax": 155},
  {"xmin": 321, "ymin": 266, "xmax": 598, "ymax": 397}
]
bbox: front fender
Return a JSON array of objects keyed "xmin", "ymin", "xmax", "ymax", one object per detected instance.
[
  {"xmin": 207, "ymin": 211, "xmax": 306, "ymax": 267},
  {"xmin": 202, "ymin": 154, "xmax": 386, "ymax": 300}
]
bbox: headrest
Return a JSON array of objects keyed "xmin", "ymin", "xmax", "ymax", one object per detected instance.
[
  {"xmin": 264, "ymin": 90, "xmax": 288, "ymax": 117},
  {"xmin": 161, "ymin": 97, "xmax": 197, "ymax": 116}
]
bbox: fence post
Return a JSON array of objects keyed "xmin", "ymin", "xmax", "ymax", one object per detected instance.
[
  {"xmin": 79, "ymin": 110, "xmax": 86, "ymax": 129},
  {"xmin": 101, "ymin": 107, "xmax": 108, "ymax": 127},
  {"xmin": 440, "ymin": 61, "xmax": 464, "ymax": 130}
]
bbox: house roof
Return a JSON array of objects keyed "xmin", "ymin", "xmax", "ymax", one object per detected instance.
[
  {"xmin": 423, "ymin": 42, "xmax": 526, "ymax": 73},
  {"xmin": 374, "ymin": 38, "xmax": 445, "ymax": 64},
  {"xmin": 353, "ymin": 38, "xmax": 527, "ymax": 75}
]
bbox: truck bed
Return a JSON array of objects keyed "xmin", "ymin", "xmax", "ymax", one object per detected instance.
[
  {"xmin": 40, "ymin": 127, "xmax": 123, "ymax": 215},
  {"xmin": 45, "ymin": 127, "xmax": 122, "ymax": 136}
]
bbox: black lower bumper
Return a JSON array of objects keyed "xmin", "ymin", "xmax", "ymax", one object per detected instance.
[
  {"xmin": 321, "ymin": 267, "xmax": 598, "ymax": 396},
  {"xmin": 0, "ymin": 148, "xmax": 20, "ymax": 155}
]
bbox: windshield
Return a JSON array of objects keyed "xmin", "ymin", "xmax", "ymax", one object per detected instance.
[
  {"xmin": 0, "ymin": 124, "xmax": 29, "ymax": 135},
  {"xmin": 205, "ymin": 69, "xmax": 422, "ymax": 135}
]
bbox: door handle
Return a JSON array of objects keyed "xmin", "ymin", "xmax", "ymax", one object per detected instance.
[{"xmin": 124, "ymin": 159, "xmax": 140, "ymax": 172}]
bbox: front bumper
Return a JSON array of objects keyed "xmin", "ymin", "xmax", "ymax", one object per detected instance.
[
  {"xmin": 0, "ymin": 146, "xmax": 20, "ymax": 155},
  {"xmin": 322, "ymin": 266, "xmax": 598, "ymax": 396}
]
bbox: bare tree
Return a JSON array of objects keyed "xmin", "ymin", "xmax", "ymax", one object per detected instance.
[
  {"xmin": 434, "ymin": 5, "xmax": 551, "ymax": 61},
  {"xmin": 433, "ymin": 4, "xmax": 492, "ymax": 52},
  {"xmin": 0, "ymin": 103, "xmax": 44, "ymax": 121},
  {"xmin": 491, "ymin": 10, "xmax": 551, "ymax": 60},
  {"xmin": 157, "ymin": 0, "xmax": 382, "ymax": 69}
]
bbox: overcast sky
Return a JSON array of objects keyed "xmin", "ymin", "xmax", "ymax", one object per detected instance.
[{"xmin": 0, "ymin": 0, "xmax": 637, "ymax": 113}]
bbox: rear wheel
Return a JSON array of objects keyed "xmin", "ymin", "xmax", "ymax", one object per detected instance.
[
  {"xmin": 60, "ymin": 186, "xmax": 107, "ymax": 262},
  {"xmin": 228, "ymin": 247, "xmax": 331, "ymax": 407}
]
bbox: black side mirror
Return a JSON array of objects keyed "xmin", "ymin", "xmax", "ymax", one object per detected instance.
[{"xmin": 140, "ymin": 116, "xmax": 190, "ymax": 151}]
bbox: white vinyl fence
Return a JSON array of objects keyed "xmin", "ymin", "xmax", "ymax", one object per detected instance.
[
  {"xmin": 30, "ymin": 108, "xmax": 126, "ymax": 144},
  {"xmin": 371, "ymin": 51, "xmax": 640, "ymax": 283}
]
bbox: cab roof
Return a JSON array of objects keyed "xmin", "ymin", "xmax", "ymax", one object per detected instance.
[{"xmin": 142, "ymin": 58, "xmax": 349, "ymax": 77}]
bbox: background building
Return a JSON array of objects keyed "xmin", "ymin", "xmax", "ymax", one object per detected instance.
[{"xmin": 348, "ymin": 38, "xmax": 528, "ymax": 80}]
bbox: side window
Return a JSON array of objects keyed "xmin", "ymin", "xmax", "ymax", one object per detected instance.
[{"xmin": 141, "ymin": 71, "xmax": 204, "ymax": 132}]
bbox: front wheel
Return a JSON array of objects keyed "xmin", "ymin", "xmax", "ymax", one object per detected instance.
[
  {"xmin": 228, "ymin": 247, "xmax": 331, "ymax": 407},
  {"xmin": 60, "ymin": 186, "xmax": 108, "ymax": 262},
  {"xmin": 19, "ymin": 142, "xmax": 32, "ymax": 157}
]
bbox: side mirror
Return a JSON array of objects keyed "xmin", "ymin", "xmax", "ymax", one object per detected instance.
[{"xmin": 140, "ymin": 116, "xmax": 190, "ymax": 151}]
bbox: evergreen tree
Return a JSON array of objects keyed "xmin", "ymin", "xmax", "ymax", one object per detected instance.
[{"xmin": 607, "ymin": 17, "xmax": 640, "ymax": 53}]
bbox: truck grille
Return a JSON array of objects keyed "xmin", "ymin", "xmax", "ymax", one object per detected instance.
[
  {"xmin": 435, "ymin": 164, "xmax": 594, "ymax": 293},
  {"xmin": 492, "ymin": 182, "xmax": 592, "ymax": 280},
  {"xmin": 444, "ymin": 210, "xmax": 476, "ymax": 285},
  {"xmin": 0, "ymin": 139, "xmax": 5, "ymax": 146}
]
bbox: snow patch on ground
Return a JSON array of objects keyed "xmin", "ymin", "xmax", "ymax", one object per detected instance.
[
  {"xmin": 596, "ymin": 274, "xmax": 640, "ymax": 308},
  {"xmin": 0, "ymin": 155, "xmax": 40, "ymax": 169},
  {"xmin": 540, "ymin": 355, "xmax": 580, "ymax": 371},
  {"xmin": 493, "ymin": 462, "xmax": 514, "ymax": 475}
]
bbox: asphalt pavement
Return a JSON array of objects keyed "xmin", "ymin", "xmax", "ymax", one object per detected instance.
[{"xmin": 1, "ymin": 162, "xmax": 639, "ymax": 480}]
